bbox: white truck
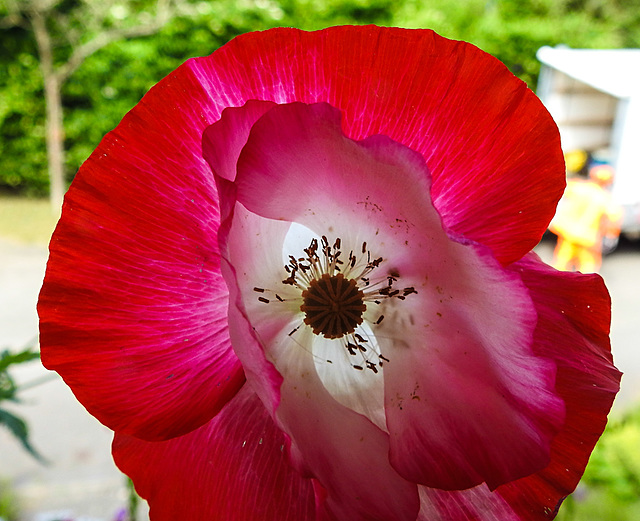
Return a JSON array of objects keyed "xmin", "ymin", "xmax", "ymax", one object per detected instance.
[{"xmin": 536, "ymin": 46, "xmax": 640, "ymax": 236}]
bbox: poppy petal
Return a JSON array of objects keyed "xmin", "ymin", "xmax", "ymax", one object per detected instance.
[
  {"xmin": 494, "ymin": 254, "xmax": 621, "ymax": 519},
  {"xmin": 38, "ymin": 64, "xmax": 244, "ymax": 441},
  {"xmin": 414, "ymin": 254, "xmax": 620, "ymax": 518},
  {"xmin": 382, "ymin": 242, "xmax": 564, "ymax": 491},
  {"xmin": 113, "ymin": 384, "xmax": 317, "ymax": 521}
]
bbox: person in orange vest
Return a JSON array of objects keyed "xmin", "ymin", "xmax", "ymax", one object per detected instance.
[{"xmin": 550, "ymin": 164, "xmax": 622, "ymax": 273}]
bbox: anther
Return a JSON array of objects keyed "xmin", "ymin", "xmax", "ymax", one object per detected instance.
[
  {"xmin": 282, "ymin": 275, "xmax": 296, "ymax": 285},
  {"xmin": 288, "ymin": 326, "xmax": 300, "ymax": 337}
]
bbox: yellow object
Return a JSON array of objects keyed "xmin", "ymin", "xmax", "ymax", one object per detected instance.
[
  {"xmin": 549, "ymin": 178, "xmax": 622, "ymax": 272},
  {"xmin": 564, "ymin": 150, "xmax": 588, "ymax": 174}
]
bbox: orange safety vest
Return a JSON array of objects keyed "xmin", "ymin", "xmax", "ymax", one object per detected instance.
[{"xmin": 549, "ymin": 179, "xmax": 622, "ymax": 248}]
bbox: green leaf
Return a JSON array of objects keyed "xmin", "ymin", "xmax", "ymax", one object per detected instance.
[
  {"xmin": 0, "ymin": 371, "xmax": 18, "ymax": 402},
  {"xmin": 0, "ymin": 348, "xmax": 40, "ymax": 372},
  {"xmin": 0, "ymin": 348, "xmax": 40, "ymax": 403},
  {"xmin": 0, "ymin": 408, "xmax": 47, "ymax": 463}
]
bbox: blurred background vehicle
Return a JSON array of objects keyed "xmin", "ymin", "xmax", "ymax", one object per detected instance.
[{"xmin": 537, "ymin": 46, "xmax": 640, "ymax": 239}]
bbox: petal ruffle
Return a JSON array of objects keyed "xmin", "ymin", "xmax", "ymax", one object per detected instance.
[
  {"xmin": 113, "ymin": 384, "xmax": 317, "ymax": 521},
  {"xmin": 382, "ymin": 242, "xmax": 563, "ymax": 491},
  {"xmin": 493, "ymin": 254, "xmax": 621, "ymax": 519},
  {"xmin": 413, "ymin": 257, "xmax": 620, "ymax": 518},
  {"xmin": 38, "ymin": 65, "xmax": 244, "ymax": 440},
  {"xmin": 203, "ymin": 99, "xmax": 277, "ymax": 183},
  {"xmin": 409, "ymin": 257, "xmax": 620, "ymax": 520},
  {"xmin": 192, "ymin": 25, "xmax": 565, "ymax": 263}
]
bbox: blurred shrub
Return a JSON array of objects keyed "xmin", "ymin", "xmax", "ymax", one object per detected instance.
[
  {"xmin": 0, "ymin": 30, "xmax": 48, "ymax": 196},
  {"xmin": 391, "ymin": 0, "xmax": 640, "ymax": 88},
  {"xmin": 3, "ymin": 0, "xmax": 640, "ymax": 195},
  {"xmin": 583, "ymin": 403, "xmax": 640, "ymax": 498}
]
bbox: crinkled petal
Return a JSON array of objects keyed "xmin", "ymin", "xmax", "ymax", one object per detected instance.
[
  {"xmin": 494, "ymin": 253, "xmax": 621, "ymax": 519},
  {"xmin": 203, "ymin": 99, "xmax": 277, "ymax": 183},
  {"xmin": 206, "ymin": 101, "xmax": 564, "ymax": 495},
  {"xmin": 192, "ymin": 25, "xmax": 565, "ymax": 263},
  {"xmin": 414, "ymin": 253, "xmax": 621, "ymax": 520},
  {"xmin": 38, "ymin": 64, "xmax": 244, "ymax": 441},
  {"xmin": 113, "ymin": 384, "xmax": 317, "ymax": 521},
  {"xmin": 382, "ymin": 241, "xmax": 563, "ymax": 491},
  {"xmin": 414, "ymin": 256, "xmax": 621, "ymax": 520}
]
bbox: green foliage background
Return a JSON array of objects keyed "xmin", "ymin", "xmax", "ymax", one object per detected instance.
[
  {"xmin": 0, "ymin": 26, "xmax": 47, "ymax": 194},
  {"xmin": 1, "ymin": 0, "xmax": 640, "ymax": 195},
  {"xmin": 556, "ymin": 404, "xmax": 640, "ymax": 521}
]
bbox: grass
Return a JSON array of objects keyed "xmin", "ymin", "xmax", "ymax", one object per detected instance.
[{"xmin": 0, "ymin": 196, "xmax": 59, "ymax": 246}]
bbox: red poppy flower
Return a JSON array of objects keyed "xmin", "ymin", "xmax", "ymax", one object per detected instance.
[{"xmin": 38, "ymin": 26, "xmax": 621, "ymax": 520}]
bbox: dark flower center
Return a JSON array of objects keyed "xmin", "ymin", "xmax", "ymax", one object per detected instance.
[{"xmin": 300, "ymin": 273, "xmax": 366, "ymax": 339}]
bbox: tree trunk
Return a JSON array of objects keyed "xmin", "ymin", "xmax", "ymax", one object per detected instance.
[
  {"xmin": 30, "ymin": 10, "xmax": 65, "ymax": 213},
  {"xmin": 42, "ymin": 66, "xmax": 65, "ymax": 213}
]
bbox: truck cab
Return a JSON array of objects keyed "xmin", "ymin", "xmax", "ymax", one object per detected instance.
[{"xmin": 537, "ymin": 46, "xmax": 640, "ymax": 237}]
